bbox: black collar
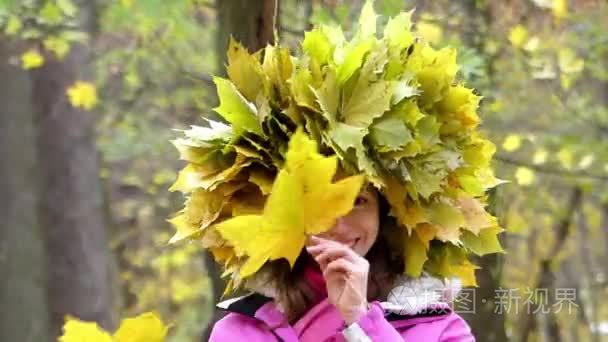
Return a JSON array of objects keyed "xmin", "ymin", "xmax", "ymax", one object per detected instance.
[{"xmin": 216, "ymin": 293, "xmax": 274, "ymax": 318}]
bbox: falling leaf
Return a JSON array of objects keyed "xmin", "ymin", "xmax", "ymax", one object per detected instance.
[{"xmin": 67, "ymin": 81, "xmax": 98, "ymax": 110}]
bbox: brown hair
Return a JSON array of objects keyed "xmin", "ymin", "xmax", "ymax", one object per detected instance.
[{"xmin": 256, "ymin": 193, "xmax": 405, "ymax": 323}]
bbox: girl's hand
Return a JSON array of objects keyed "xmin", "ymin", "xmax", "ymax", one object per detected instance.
[{"xmin": 306, "ymin": 236, "xmax": 369, "ymax": 325}]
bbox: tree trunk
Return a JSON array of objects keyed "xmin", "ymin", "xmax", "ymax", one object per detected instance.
[
  {"xmin": 216, "ymin": 0, "xmax": 277, "ymax": 58},
  {"xmin": 30, "ymin": 0, "xmax": 117, "ymax": 337},
  {"xmin": 201, "ymin": 1, "xmax": 278, "ymax": 340},
  {"xmin": 0, "ymin": 38, "xmax": 50, "ymax": 342},
  {"xmin": 520, "ymin": 187, "xmax": 582, "ymax": 342}
]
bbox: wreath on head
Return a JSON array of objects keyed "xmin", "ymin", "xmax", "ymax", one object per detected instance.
[{"xmin": 168, "ymin": 1, "xmax": 505, "ymax": 295}]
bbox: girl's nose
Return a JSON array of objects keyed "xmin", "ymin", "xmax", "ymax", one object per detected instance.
[{"xmin": 328, "ymin": 217, "xmax": 350, "ymax": 237}]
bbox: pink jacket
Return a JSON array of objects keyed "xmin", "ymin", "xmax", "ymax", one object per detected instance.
[{"xmin": 209, "ymin": 280, "xmax": 475, "ymax": 341}]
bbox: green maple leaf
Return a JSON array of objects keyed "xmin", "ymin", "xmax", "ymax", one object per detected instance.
[
  {"xmin": 213, "ymin": 77, "xmax": 263, "ymax": 136},
  {"xmin": 369, "ymin": 113, "xmax": 413, "ymax": 151},
  {"xmin": 302, "ymin": 27, "xmax": 333, "ymax": 66},
  {"xmin": 461, "ymin": 226, "xmax": 505, "ymax": 256},
  {"xmin": 226, "ymin": 37, "xmax": 265, "ymax": 102},
  {"xmin": 312, "ymin": 67, "xmax": 339, "ymax": 123},
  {"xmin": 383, "ymin": 10, "xmax": 414, "ymax": 49}
]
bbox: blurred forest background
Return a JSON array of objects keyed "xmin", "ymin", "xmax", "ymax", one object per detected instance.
[{"xmin": 1, "ymin": 0, "xmax": 607, "ymax": 341}]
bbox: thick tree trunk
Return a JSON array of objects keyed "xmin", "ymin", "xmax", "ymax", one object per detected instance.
[
  {"xmin": 520, "ymin": 187, "xmax": 582, "ymax": 342},
  {"xmin": 201, "ymin": 1, "xmax": 278, "ymax": 340},
  {"xmin": 30, "ymin": 0, "xmax": 117, "ymax": 337},
  {"xmin": 0, "ymin": 38, "xmax": 50, "ymax": 342},
  {"xmin": 216, "ymin": 0, "xmax": 277, "ymax": 58}
]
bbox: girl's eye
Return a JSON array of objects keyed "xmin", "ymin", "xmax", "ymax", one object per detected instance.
[{"xmin": 354, "ymin": 195, "xmax": 368, "ymax": 206}]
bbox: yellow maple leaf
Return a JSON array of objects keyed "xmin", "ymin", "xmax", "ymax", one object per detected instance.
[
  {"xmin": 59, "ymin": 317, "xmax": 112, "ymax": 342},
  {"xmin": 449, "ymin": 260, "xmax": 479, "ymax": 287},
  {"xmin": 167, "ymin": 189, "xmax": 225, "ymax": 243},
  {"xmin": 404, "ymin": 223, "xmax": 437, "ymax": 277},
  {"xmin": 60, "ymin": 312, "xmax": 168, "ymax": 342},
  {"xmin": 215, "ymin": 129, "xmax": 364, "ymax": 277},
  {"xmin": 67, "ymin": 81, "xmax": 98, "ymax": 110},
  {"xmin": 21, "ymin": 50, "xmax": 44, "ymax": 69},
  {"xmin": 113, "ymin": 312, "xmax": 168, "ymax": 342}
]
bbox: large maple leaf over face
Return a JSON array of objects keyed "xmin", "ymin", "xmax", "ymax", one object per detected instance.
[{"xmin": 215, "ymin": 129, "xmax": 364, "ymax": 278}]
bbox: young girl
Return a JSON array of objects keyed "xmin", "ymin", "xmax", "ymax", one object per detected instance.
[
  {"xmin": 169, "ymin": 3, "xmax": 502, "ymax": 340},
  {"xmin": 209, "ymin": 186, "xmax": 475, "ymax": 341}
]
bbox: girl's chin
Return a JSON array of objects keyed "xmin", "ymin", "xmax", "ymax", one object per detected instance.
[{"xmin": 352, "ymin": 238, "xmax": 372, "ymax": 255}]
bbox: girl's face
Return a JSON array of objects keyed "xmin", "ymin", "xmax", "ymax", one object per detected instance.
[{"xmin": 317, "ymin": 187, "xmax": 380, "ymax": 256}]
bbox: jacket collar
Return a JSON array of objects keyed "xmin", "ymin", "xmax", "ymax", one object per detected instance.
[{"xmin": 217, "ymin": 273, "xmax": 459, "ymax": 320}]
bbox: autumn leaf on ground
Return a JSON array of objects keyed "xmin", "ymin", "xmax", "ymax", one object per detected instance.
[
  {"xmin": 215, "ymin": 129, "xmax": 364, "ymax": 277},
  {"xmin": 67, "ymin": 81, "xmax": 98, "ymax": 110}
]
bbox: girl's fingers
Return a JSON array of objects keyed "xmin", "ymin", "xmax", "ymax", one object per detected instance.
[
  {"xmin": 308, "ymin": 235, "xmax": 341, "ymax": 247},
  {"xmin": 323, "ymin": 258, "xmax": 356, "ymax": 278},
  {"xmin": 306, "ymin": 235, "xmax": 324, "ymax": 247},
  {"xmin": 314, "ymin": 246, "xmax": 356, "ymax": 267},
  {"xmin": 307, "ymin": 236, "xmax": 358, "ymax": 256}
]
